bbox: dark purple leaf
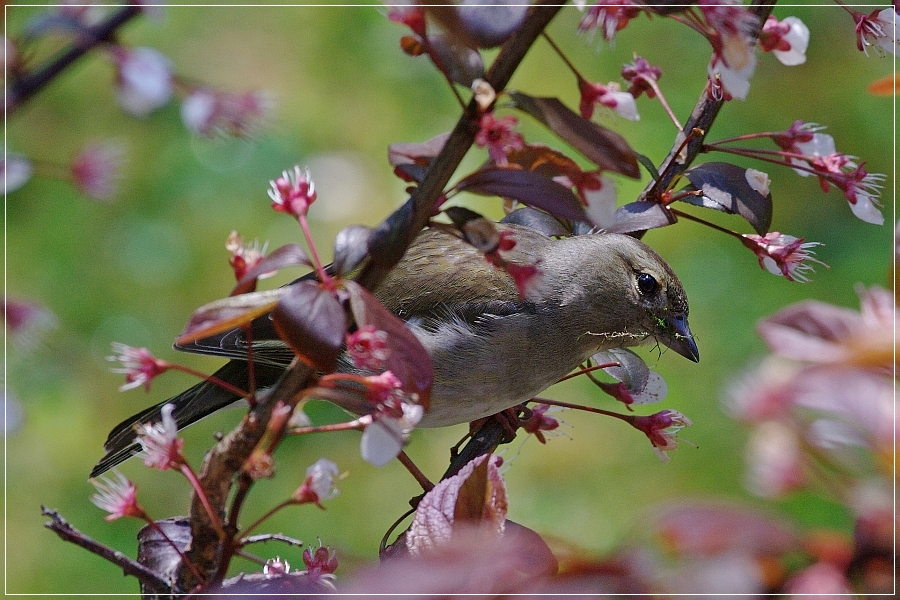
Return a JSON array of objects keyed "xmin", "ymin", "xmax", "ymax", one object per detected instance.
[
  {"xmin": 606, "ymin": 201, "xmax": 674, "ymax": 234},
  {"xmin": 428, "ymin": 34, "xmax": 484, "ymax": 86},
  {"xmin": 177, "ymin": 288, "xmax": 289, "ymax": 345},
  {"xmin": 345, "ymin": 280, "xmax": 433, "ymax": 409},
  {"xmin": 456, "ymin": 167, "xmax": 587, "ymax": 222},
  {"xmin": 508, "ymin": 92, "xmax": 640, "ymax": 178},
  {"xmin": 682, "ymin": 162, "xmax": 773, "ymax": 235},
  {"xmin": 271, "ymin": 281, "xmax": 347, "ymax": 372},
  {"xmin": 389, "ymin": 132, "xmax": 451, "ymax": 168},
  {"xmin": 230, "ymin": 244, "xmax": 311, "ymax": 296},
  {"xmin": 333, "ymin": 225, "xmax": 373, "ymax": 278}
]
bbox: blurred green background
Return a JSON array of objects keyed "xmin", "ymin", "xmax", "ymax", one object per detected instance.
[{"xmin": 5, "ymin": 3, "xmax": 893, "ymax": 594}]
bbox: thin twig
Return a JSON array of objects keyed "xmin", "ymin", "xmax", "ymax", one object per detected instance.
[{"xmin": 41, "ymin": 506, "xmax": 170, "ymax": 594}]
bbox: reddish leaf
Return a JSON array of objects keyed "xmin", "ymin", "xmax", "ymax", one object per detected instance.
[
  {"xmin": 456, "ymin": 167, "xmax": 587, "ymax": 222},
  {"xmin": 506, "ymin": 143, "xmax": 585, "ymax": 182},
  {"xmin": 682, "ymin": 162, "xmax": 773, "ymax": 235},
  {"xmin": 503, "ymin": 521, "xmax": 559, "ymax": 577},
  {"xmin": 345, "ymin": 280, "xmax": 433, "ymax": 409},
  {"xmin": 606, "ymin": 200, "xmax": 674, "ymax": 233},
  {"xmin": 500, "ymin": 207, "xmax": 571, "ymax": 237},
  {"xmin": 509, "ymin": 92, "xmax": 640, "ymax": 178},
  {"xmin": 230, "ymin": 243, "xmax": 311, "ymax": 296},
  {"xmin": 406, "ymin": 454, "xmax": 506, "ymax": 556},
  {"xmin": 271, "ymin": 281, "xmax": 347, "ymax": 372},
  {"xmin": 176, "ymin": 288, "xmax": 289, "ymax": 345}
]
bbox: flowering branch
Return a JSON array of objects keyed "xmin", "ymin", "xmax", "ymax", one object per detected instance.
[{"xmin": 7, "ymin": 5, "xmax": 142, "ymax": 112}]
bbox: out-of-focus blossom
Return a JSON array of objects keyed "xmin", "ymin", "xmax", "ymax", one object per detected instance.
[
  {"xmin": 744, "ymin": 420, "xmax": 806, "ymax": 498},
  {"xmin": 759, "ymin": 16, "xmax": 809, "ymax": 65},
  {"xmin": 181, "ymin": 88, "xmax": 274, "ymax": 138},
  {"xmin": 291, "ymin": 458, "xmax": 340, "ymax": 507},
  {"xmin": 90, "ymin": 471, "xmax": 146, "ymax": 521},
  {"xmin": 621, "ymin": 55, "xmax": 661, "ymax": 99},
  {"xmin": 783, "ymin": 562, "xmax": 853, "ymax": 595},
  {"xmin": 474, "ymin": 113, "xmax": 524, "ymax": 165},
  {"xmin": 387, "ymin": 5, "xmax": 426, "ymax": 37},
  {"xmin": 111, "ymin": 47, "xmax": 173, "ymax": 117},
  {"xmin": 725, "ymin": 357, "xmax": 797, "ymax": 422},
  {"xmin": 69, "ymin": 141, "xmax": 125, "ymax": 201},
  {"xmin": 2, "ymin": 154, "xmax": 33, "ymax": 194},
  {"xmin": 740, "ymin": 232, "xmax": 825, "ymax": 282},
  {"xmin": 578, "ymin": 79, "xmax": 639, "ymax": 121},
  {"xmin": 268, "ymin": 166, "xmax": 317, "ymax": 219},
  {"xmin": 225, "ymin": 231, "xmax": 268, "ymax": 282},
  {"xmin": 5, "ymin": 298, "xmax": 57, "ymax": 352},
  {"xmin": 854, "ymin": 7, "xmax": 900, "ymax": 56},
  {"xmin": 135, "ymin": 403, "xmax": 185, "ymax": 471}
]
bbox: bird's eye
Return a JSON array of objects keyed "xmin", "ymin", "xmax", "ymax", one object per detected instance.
[{"xmin": 636, "ymin": 272, "xmax": 659, "ymax": 296}]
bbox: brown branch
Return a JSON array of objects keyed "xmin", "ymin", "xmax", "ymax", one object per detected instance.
[
  {"xmin": 7, "ymin": 6, "xmax": 142, "ymax": 113},
  {"xmin": 41, "ymin": 506, "xmax": 170, "ymax": 594},
  {"xmin": 356, "ymin": 0, "xmax": 564, "ymax": 290},
  {"xmin": 638, "ymin": 0, "xmax": 778, "ymax": 204},
  {"xmin": 177, "ymin": 3, "xmax": 564, "ymax": 590}
]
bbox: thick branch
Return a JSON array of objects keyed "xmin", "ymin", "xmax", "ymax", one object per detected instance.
[{"xmin": 7, "ymin": 6, "xmax": 142, "ymax": 112}]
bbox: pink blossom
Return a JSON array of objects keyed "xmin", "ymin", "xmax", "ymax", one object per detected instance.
[
  {"xmin": 69, "ymin": 141, "xmax": 125, "ymax": 201},
  {"xmin": 346, "ymin": 325, "xmax": 390, "ymax": 371},
  {"xmin": 302, "ymin": 544, "xmax": 338, "ymax": 578},
  {"xmin": 740, "ymin": 232, "xmax": 825, "ymax": 283},
  {"xmin": 90, "ymin": 471, "xmax": 146, "ymax": 521},
  {"xmin": 621, "ymin": 55, "xmax": 661, "ymax": 99},
  {"xmin": 225, "ymin": 231, "xmax": 268, "ymax": 282},
  {"xmin": 744, "ymin": 421, "xmax": 806, "ymax": 498},
  {"xmin": 363, "ymin": 370, "xmax": 403, "ymax": 404},
  {"xmin": 630, "ymin": 409, "xmax": 692, "ymax": 462},
  {"xmin": 854, "ymin": 7, "xmax": 900, "ymax": 57},
  {"xmin": 135, "ymin": 403, "xmax": 185, "ymax": 470},
  {"xmin": 578, "ymin": 0, "xmax": 641, "ymax": 41},
  {"xmin": 578, "ymin": 79, "xmax": 639, "ymax": 121},
  {"xmin": 107, "ymin": 342, "xmax": 170, "ymax": 392},
  {"xmin": 810, "ymin": 153, "xmax": 885, "ymax": 225},
  {"xmin": 111, "ymin": 46, "xmax": 173, "ymax": 117},
  {"xmin": 520, "ymin": 403, "xmax": 561, "ymax": 444},
  {"xmin": 181, "ymin": 88, "xmax": 274, "ymax": 138},
  {"xmin": 263, "ymin": 556, "xmax": 291, "ymax": 576},
  {"xmin": 759, "ymin": 15, "xmax": 809, "ymax": 65},
  {"xmin": 291, "ymin": 458, "xmax": 340, "ymax": 507},
  {"xmin": 773, "ymin": 120, "xmax": 835, "ymax": 176},
  {"xmin": 783, "ymin": 562, "xmax": 854, "ymax": 595},
  {"xmin": 474, "ymin": 113, "xmax": 524, "ymax": 165},
  {"xmin": 5, "ymin": 298, "xmax": 56, "ymax": 350},
  {"xmin": 268, "ymin": 166, "xmax": 317, "ymax": 218}
]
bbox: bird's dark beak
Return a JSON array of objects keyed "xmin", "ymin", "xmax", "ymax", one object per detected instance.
[{"xmin": 661, "ymin": 313, "xmax": 700, "ymax": 362}]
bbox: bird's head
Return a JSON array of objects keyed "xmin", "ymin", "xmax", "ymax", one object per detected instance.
[{"xmin": 553, "ymin": 233, "xmax": 700, "ymax": 363}]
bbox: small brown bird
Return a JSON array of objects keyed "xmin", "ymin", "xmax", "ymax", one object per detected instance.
[{"xmin": 92, "ymin": 223, "xmax": 698, "ymax": 476}]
